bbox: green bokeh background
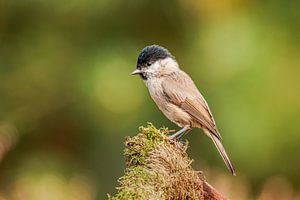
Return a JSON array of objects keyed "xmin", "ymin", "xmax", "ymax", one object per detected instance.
[{"xmin": 0, "ymin": 0, "xmax": 300, "ymax": 199}]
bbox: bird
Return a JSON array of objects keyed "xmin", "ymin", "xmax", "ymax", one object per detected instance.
[{"xmin": 131, "ymin": 45, "xmax": 236, "ymax": 176}]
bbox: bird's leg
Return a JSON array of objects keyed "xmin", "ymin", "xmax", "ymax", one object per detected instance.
[
  {"xmin": 177, "ymin": 128, "xmax": 191, "ymax": 140},
  {"xmin": 169, "ymin": 126, "xmax": 190, "ymax": 140}
]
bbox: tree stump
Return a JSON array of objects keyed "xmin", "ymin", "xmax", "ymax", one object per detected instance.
[{"xmin": 108, "ymin": 123, "xmax": 228, "ymax": 200}]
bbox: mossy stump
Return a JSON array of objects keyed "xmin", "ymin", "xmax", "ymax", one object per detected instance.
[{"xmin": 108, "ymin": 123, "xmax": 228, "ymax": 200}]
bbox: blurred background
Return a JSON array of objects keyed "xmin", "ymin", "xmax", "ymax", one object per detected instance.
[{"xmin": 0, "ymin": 0, "xmax": 300, "ymax": 199}]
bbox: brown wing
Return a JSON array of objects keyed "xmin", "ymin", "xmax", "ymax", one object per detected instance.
[{"xmin": 161, "ymin": 71, "xmax": 222, "ymax": 140}]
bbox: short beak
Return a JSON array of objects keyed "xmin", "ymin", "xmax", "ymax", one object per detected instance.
[{"xmin": 131, "ymin": 69, "xmax": 142, "ymax": 75}]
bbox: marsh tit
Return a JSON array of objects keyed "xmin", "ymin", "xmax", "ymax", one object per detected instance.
[{"xmin": 131, "ymin": 45, "xmax": 236, "ymax": 176}]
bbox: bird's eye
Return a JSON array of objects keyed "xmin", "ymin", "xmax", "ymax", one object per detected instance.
[{"xmin": 146, "ymin": 62, "xmax": 151, "ymax": 66}]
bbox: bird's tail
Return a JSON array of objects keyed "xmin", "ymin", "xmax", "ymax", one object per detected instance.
[{"xmin": 204, "ymin": 129, "xmax": 236, "ymax": 176}]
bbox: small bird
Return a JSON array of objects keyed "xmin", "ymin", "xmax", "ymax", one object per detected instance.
[{"xmin": 131, "ymin": 45, "xmax": 236, "ymax": 175}]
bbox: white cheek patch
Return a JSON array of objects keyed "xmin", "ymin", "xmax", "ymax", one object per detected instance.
[
  {"xmin": 142, "ymin": 61, "xmax": 161, "ymax": 77},
  {"xmin": 143, "ymin": 57, "xmax": 179, "ymax": 78},
  {"xmin": 148, "ymin": 61, "xmax": 161, "ymax": 74},
  {"xmin": 161, "ymin": 57, "xmax": 179, "ymax": 71}
]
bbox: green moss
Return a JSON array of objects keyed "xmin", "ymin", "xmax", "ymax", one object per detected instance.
[
  {"xmin": 108, "ymin": 123, "xmax": 169, "ymax": 200},
  {"xmin": 108, "ymin": 166, "xmax": 165, "ymax": 200},
  {"xmin": 108, "ymin": 123, "xmax": 204, "ymax": 200},
  {"xmin": 124, "ymin": 123, "xmax": 168, "ymax": 167}
]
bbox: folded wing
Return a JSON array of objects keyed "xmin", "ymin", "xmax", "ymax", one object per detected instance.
[{"xmin": 161, "ymin": 71, "xmax": 221, "ymax": 140}]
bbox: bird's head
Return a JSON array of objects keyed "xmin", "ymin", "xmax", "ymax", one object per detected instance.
[{"xmin": 131, "ymin": 45, "xmax": 179, "ymax": 80}]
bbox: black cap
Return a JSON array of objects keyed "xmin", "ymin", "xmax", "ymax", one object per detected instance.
[{"xmin": 137, "ymin": 45, "xmax": 174, "ymax": 67}]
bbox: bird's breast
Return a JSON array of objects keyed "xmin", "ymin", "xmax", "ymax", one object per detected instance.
[
  {"xmin": 145, "ymin": 78, "xmax": 191, "ymax": 127},
  {"xmin": 144, "ymin": 78, "xmax": 165, "ymax": 106}
]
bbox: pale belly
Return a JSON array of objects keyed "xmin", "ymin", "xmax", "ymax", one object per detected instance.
[{"xmin": 145, "ymin": 79, "xmax": 191, "ymax": 127}]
